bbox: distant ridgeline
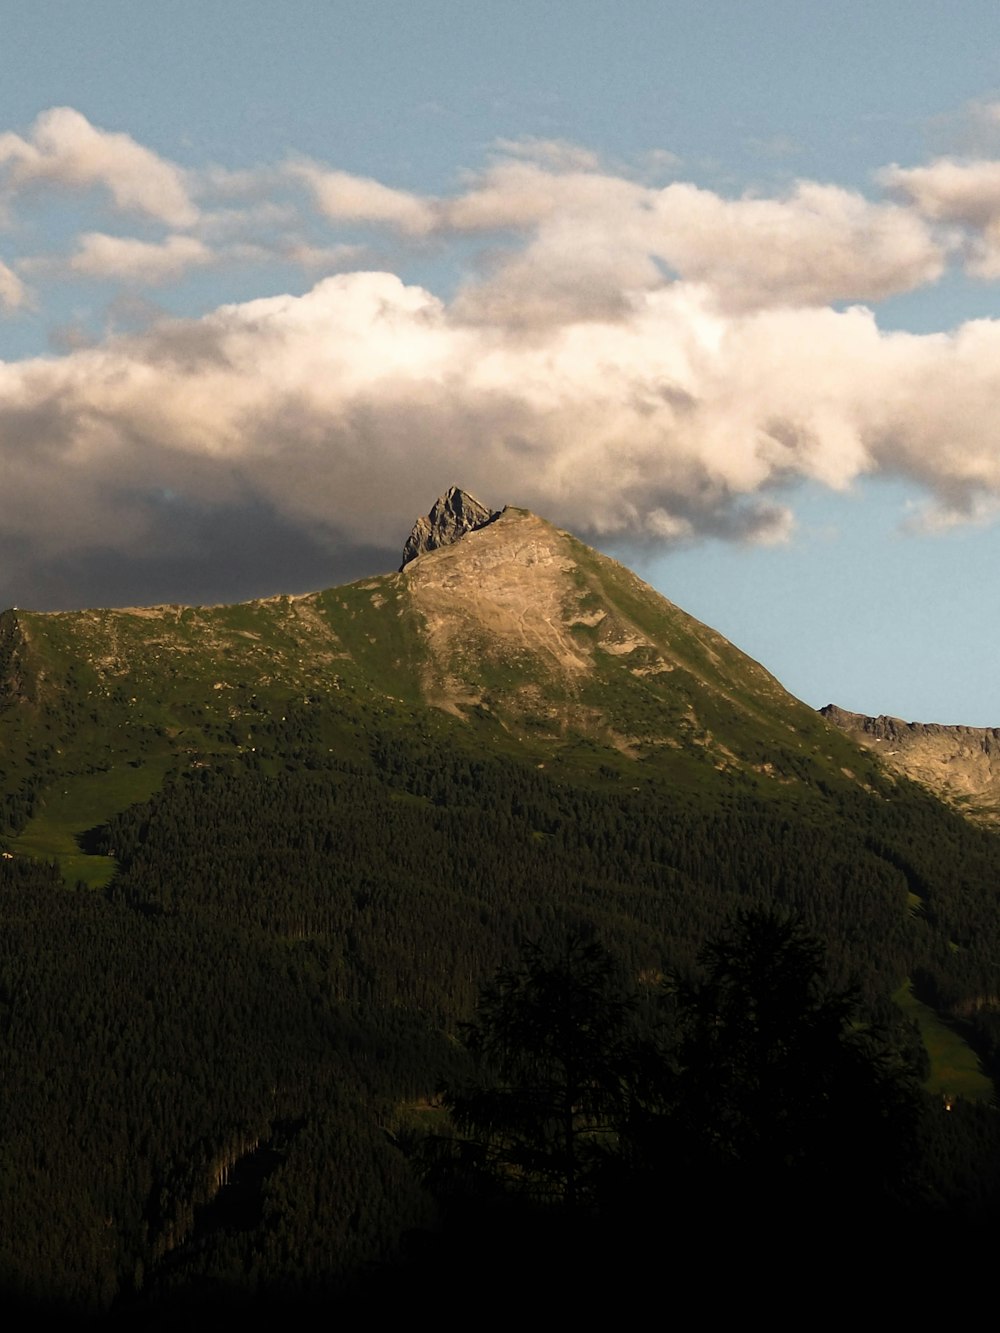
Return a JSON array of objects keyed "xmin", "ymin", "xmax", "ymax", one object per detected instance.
[
  {"xmin": 1, "ymin": 491, "xmax": 1000, "ymax": 1314},
  {"xmin": 822, "ymin": 702, "xmax": 1000, "ymax": 826}
]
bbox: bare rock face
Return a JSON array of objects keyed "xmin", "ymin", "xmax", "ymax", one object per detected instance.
[
  {"xmin": 820, "ymin": 703, "xmax": 1000, "ymax": 824},
  {"xmin": 400, "ymin": 486, "xmax": 499, "ymax": 569}
]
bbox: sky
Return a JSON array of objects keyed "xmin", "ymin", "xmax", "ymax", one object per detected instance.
[{"xmin": 4, "ymin": 3, "xmax": 1000, "ymax": 722}]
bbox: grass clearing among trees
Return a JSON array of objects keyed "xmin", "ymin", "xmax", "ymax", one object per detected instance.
[{"xmin": 894, "ymin": 981, "xmax": 993, "ymax": 1102}]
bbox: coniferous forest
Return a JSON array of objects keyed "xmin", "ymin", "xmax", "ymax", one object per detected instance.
[{"xmin": 3, "ymin": 680, "xmax": 1000, "ymax": 1321}]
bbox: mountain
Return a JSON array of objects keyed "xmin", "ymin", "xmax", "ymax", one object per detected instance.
[
  {"xmin": 0, "ymin": 498, "xmax": 886, "ymax": 856},
  {"xmin": 2, "ymin": 493, "xmax": 1000, "ymax": 1313},
  {"xmin": 821, "ymin": 703, "xmax": 1000, "ymax": 825}
]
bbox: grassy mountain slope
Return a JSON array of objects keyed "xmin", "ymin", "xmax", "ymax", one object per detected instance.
[
  {"xmin": 1, "ymin": 507, "xmax": 885, "ymax": 867},
  {"xmin": 401, "ymin": 509, "xmax": 875, "ymax": 780}
]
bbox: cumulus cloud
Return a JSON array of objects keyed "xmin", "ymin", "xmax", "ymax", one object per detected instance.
[
  {"xmin": 440, "ymin": 158, "xmax": 577, "ymax": 233},
  {"xmin": 7, "ymin": 271, "xmax": 1000, "ymax": 610},
  {"xmin": 646, "ymin": 181, "xmax": 944, "ymax": 308},
  {"xmin": 882, "ymin": 156, "xmax": 1000, "ymax": 226},
  {"xmin": 0, "ymin": 109, "xmax": 946, "ymax": 317},
  {"xmin": 881, "ymin": 156, "xmax": 1000, "ymax": 277},
  {"xmin": 0, "ymin": 107, "xmax": 196, "ymax": 226},
  {"xmin": 446, "ymin": 169, "xmax": 944, "ymax": 324},
  {"xmin": 6, "ymin": 112, "xmax": 1000, "ymax": 608},
  {"xmin": 279, "ymin": 149, "xmax": 943, "ymax": 317},
  {"xmin": 283, "ymin": 151, "xmax": 944, "ymax": 318}
]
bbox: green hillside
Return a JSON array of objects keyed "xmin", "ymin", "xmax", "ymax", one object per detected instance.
[{"xmin": 0, "ymin": 509, "xmax": 890, "ymax": 869}]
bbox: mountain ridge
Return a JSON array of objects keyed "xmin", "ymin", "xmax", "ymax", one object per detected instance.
[
  {"xmin": 821, "ymin": 702, "xmax": 1000, "ymax": 824},
  {"xmin": 1, "ymin": 502, "xmax": 888, "ymax": 846}
]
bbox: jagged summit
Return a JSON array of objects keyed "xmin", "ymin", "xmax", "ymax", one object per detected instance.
[{"xmin": 399, "ymin": 485, "xmax": 500, "ymax": 570}]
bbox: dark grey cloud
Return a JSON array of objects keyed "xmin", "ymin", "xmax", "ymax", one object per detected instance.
[{"xmin": 0, "ymin": 496, "xmax": 395, "ymax": 612}]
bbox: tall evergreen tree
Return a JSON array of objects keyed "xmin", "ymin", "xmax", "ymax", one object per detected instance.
[
  {"xmin": 667, "ymin": 908, "xmax": 923, "ymax": 1209},
  {"xmin": 442, "ymin": 936, "xmax": 638, "ymax": 1209}
]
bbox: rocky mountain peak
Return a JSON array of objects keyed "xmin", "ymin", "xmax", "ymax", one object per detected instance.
[{"xmin": 399, "ymin": 486, "xmax": 500, "ymax": 570}]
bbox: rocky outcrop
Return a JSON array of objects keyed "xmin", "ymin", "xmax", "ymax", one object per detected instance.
[
  {"xmin": 820, "ymin": 703, "xmax": 1000, "ymax": 824},
  {"xmin": 400, "ymin": 486, "xmax": 499, "ymax": 570}
]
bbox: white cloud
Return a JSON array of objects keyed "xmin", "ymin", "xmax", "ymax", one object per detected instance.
[
  {"xmin": 0, "ymin": 107, "xmax": 196, "ymax": 226},
  {"xmin": 443, "ymin": 159, "xmax": 633, "ymax": 233},
  {"xmin": 0, "ymin": 115, "xmax": 946, "ymax": 320},
  {"xmin": 4, "ymin": 118, "xmax": 1000, "ymax": 605},
  {"xmin": 881, "ymin": 156, "xmax": 1000, "ymax": 226},
  {"xmin": 288, "ymin": 159, "xmax": 435, "ymax": 234},
  {"xmin": 5, "ymin": 272, "xmax": 1000, "ymax": 584},
  {"xmin": 66, "ymin": 233, "xmax": 212, "ymax": 284},
  {"xmin": 284, "ymin": 151, "xmax": 943, "ymax": 314},
  {"xmin": 646, "ymin": 181, "xmax": 944, "ymax": 308},
  {"xmin": 281, "ymin": 150, "xmax": 946, "ymax": 317},
  {"xmin": 447, "ymin": 171, "xmax": 943, "ymax": 323},
  {"xmin": 881, "ymin": 156, "xmax": 1000, "ymax": 278}
]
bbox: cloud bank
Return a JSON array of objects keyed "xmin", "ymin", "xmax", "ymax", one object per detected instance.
[{"xmin": 4, "ymin": 108, "xmax": 1000, "ymax": 607}]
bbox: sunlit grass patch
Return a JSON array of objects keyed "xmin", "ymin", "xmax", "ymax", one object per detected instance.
[
  {"xmin": 12, "ymin": 757, "xmax": 172, "ymax": 886},
  {"xmin": 894, "ymin": 981, "xmax": 994, "ymax": 1102}
]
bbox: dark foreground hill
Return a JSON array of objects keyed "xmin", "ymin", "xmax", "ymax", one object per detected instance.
[{"xmin": 1, "ymin": 499, "xmax": 999, "ymax": 1315}]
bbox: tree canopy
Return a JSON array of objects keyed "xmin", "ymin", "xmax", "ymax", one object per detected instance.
[
  {"xmin": 667, "ymin": 909, "xmax": 923, "ymax": 1207},
  {"xmin": 441, "ymin": 936, "xmax": 638, "ymax": 1209},
  {"xmin": 436, "ymin": 911, "xmax": 924, "ymax": 1225}
]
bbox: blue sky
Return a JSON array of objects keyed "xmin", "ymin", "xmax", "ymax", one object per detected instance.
[{"xmin": 4, "ymin": 3, "xmax": 1000, "ymax": 722}]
